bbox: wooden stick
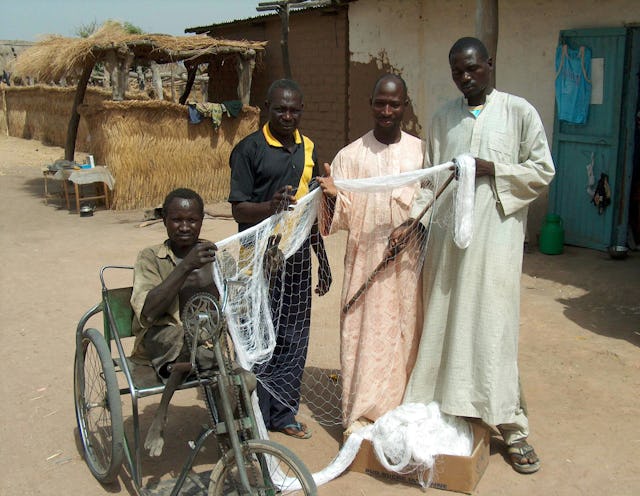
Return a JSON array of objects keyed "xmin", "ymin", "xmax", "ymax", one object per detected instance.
[
  {"xmin": 137, "ymin": 218, "xmax": 163, "ymax": 228},
  {"xmin": 342, "ymin": 171, "xmax": 456, "ymax": 314},
  {"xmin": 204, "ymin": 210, "xmax": 233, "ymax": 219}
]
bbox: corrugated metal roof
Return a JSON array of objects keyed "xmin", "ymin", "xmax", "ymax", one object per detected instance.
[
  {"xmin": 185, "ymin": 0, "xmax": 354, "ymax": 34},
  {"xmin": 186, "ymin": 12, "xmax": 275, "ymax": 34}
]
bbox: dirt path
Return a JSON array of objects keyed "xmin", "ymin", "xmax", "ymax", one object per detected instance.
[{"xmin": 0, "ymin": 135, "xmax": 638, "ymax": 495}]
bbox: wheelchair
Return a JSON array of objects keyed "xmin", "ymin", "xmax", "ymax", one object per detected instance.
[{"xmin": 74, "ymin": 265, "xmax": 317, "ymax": 495}]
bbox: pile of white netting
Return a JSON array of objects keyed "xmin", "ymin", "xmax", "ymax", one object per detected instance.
[
  {"xmin": 211, "ymin": 154, "xmax": 476, "ymax": 489},
  {"xmin": 338, "ymin": 402, "xmax": 474, "ymax": 487}
]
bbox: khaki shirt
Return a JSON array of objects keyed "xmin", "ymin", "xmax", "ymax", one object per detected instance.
[{"xmin": 130, "ymin": 241, "xmax": 181, "ymax": 360}]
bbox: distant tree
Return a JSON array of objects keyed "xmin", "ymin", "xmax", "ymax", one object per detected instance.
[
  {"xmin": 74, "ymin": 19, "xmax": 145, "ymax": 38},
  {"xmin": 103, "ymin": 19, "xmax": 145, "ymax": 35},
  {"xmin": 123, "ymin": 21, "xmax": 145, "ymax": 35},
  {"xmin": 74, "ymin": 20, "xmax": 100, "ymax": 38}
]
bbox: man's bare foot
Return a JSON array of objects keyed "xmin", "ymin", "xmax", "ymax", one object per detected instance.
[
  {"xmin": 144, "ymin": 421, "xmax": 165, "ymax": 457},
  {"xmin": 142, "ymin": 362, "xmax": 191, "ymax": 457}
]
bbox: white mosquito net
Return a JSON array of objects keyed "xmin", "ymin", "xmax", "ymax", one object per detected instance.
[{"xmin": 211, "ymin": 155, "xmax": 476, "ymax": 489}]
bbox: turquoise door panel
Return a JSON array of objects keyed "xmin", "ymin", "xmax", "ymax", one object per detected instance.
[
  {"xmin": 550, "ymin": 28, "xmax": 627, "ymax": 250},
  {"xmin": 553, "ymin": 142, "xmax": 613, "ymax": 247}
]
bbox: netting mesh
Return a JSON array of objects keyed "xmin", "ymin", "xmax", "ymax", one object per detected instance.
[
  {"xmin": 214, "ymin": 191, "xmax": 320, "ymax": 368},
  {"xmin": 212, "ymin": 155, "xmax": 476, "ymax": 486}
]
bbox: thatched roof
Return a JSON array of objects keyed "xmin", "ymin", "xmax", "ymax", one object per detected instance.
[{"xmin": 15, "ymin": 23, "xmax": 267, "ymax": 81}]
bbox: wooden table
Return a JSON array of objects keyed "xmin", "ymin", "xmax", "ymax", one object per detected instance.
[{"xmin": 52, "ymin": 166, "xmax": 115, "ymax": 213}]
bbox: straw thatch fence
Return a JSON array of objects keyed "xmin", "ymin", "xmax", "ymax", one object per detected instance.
[
  {"xmin": 78, "ymin": 99, "xmax": 260, "ymax": 210},
  {"xmin": 0, "ymin": 85, "xmax": 147, "ymax": 149}
]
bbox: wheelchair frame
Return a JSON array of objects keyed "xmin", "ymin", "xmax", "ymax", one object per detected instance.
[{"xmin": 73, "ymin": 265, "xmax": 317, "ymax": 495}]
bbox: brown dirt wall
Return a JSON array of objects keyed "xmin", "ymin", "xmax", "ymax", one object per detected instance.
[{"xmin": 207, "ymin": 8, "xmax": 349, "ymax": 165}]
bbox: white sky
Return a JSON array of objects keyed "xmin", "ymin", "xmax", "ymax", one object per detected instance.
[{"xmin": 0, "ymin": 0, "xmax": 264, "ymax": 41}]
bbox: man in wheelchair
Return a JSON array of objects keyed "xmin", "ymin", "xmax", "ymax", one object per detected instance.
[{"xmin": 130, "ymin": 188, "xmax": 218, "ymax": 457}]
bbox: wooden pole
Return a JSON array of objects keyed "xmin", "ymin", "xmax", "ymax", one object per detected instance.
[
  {"xmin": 179, "ymin": 64, "xmax": 198, "ymax": 105},
  {"xmin": 64, "ymin": 62, "xmax": 94, "ymax": 161},
  {"xmin": 236, "ymin": 53, "xmax": 255, "ymax": 105},
  {"xmin": 136, "ymin": 65, "xmax": 145, "ymax": 91},
  {"xmin": 257, "ymin": 1, "xmax": 293, "ymax": 78},
  {"xmin": 207, "ymin": 59, "xmax": 218, "ymax": 102},
  {"xmin": 170, "ymin": 63, "xmax": 175, "ymax": 102},
  {"xmin": 280, "ymin": 4, "xmax": 292, "ymax": 79},
  {"xmin": 104, "ymin": 50, "xmax": 118, "ymax": 99},
  {"xmin": 475, "ymin": 0, "xmax": 498, "ymax": 87},
  {"xmin": 113, "ymin": 52, "xmax": 133, "ymax": 101},
  {"xmin": 150, "ymin": 61, "xmax": 163, "ymax": 100}
]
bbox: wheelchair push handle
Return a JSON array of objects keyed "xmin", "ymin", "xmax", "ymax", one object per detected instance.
[{"xmin": 99, "ymin": 265, "xmax": 134, "ymax": 292}]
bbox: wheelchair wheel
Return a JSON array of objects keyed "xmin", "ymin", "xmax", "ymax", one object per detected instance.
[
  {"xmin": 74, "ymin": 327, "xmax": 124, "ymax": 483},
  {"xmin": 209, "ymin": 439, "xmax": 317, "ymax": 495}
]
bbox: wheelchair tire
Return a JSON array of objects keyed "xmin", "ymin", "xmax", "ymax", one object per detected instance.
[
  {"xmin": 208, "ymin": 438, "xmax": 317, "ymax": 495},
  {"xmin": 74, "ymin": 327, "xmax": 124, "ymax": 483}
]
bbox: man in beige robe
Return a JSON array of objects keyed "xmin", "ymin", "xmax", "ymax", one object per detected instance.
[
  {"xmin": 318, "ymin": 74, "xmax": 424, "ymax": 433},
  {"xmin": 403, "ymin": 38, "xmax": 555, "ymax": 474}
]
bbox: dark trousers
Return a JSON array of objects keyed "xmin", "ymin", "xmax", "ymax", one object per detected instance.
[{"xmin": 254, "ymin": 241, "xmax": 311, "ymax": 430}]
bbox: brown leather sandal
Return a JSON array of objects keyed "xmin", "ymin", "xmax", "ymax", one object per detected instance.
[{"xmin": 508, "ymin": 440, "xmax": 541, "ymax": 474}]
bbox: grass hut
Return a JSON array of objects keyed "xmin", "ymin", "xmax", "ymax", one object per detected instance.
[{"xmin": 12, "ymin": 25, "xmax": 266, "ymax": 209}]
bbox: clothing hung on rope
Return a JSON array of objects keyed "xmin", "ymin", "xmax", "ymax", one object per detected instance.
[
  {"xmin": 187, "ymin": 100, "xmax": 243, "ymax": 128},
  {"xmin": 555, "ymin": 43, "xmax": 592, "ymax": 125}
]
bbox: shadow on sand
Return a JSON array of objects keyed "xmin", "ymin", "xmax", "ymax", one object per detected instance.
[
  {"xmin": 522, "ymin": 246, "xmax": 640, "ymax": 347},
  {"xmin": 73, "ymin": 401, "xmax": 219, "ymax": 496}
]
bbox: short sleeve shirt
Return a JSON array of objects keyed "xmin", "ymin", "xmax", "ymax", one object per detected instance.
[
  {"xmin": 229, "ymin": 123, "xmax": 319, "ymax": 231},
  {"xmin": 130, "ymin": 240, "xmax": 181, "ymax": 358}
]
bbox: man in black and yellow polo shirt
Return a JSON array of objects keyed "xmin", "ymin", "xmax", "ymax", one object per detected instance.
[{"xmin": 229, "ymin": 79, "xmax": 332, "ymax": 439}]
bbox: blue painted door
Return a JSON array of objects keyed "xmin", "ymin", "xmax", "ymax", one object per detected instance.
[{"xmin": 550, "ymin": 28, "xmax": 627, "ymax": 250}]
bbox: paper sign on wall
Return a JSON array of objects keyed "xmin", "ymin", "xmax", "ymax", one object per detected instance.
[{"xmin": 590, "ymin": 58, "xmax": 604, "ymax": 105}]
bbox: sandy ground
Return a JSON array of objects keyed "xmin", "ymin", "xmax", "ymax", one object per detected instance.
[{"xmin": 0, "ymin": 134, "xmax": 639, "ymax": 496}]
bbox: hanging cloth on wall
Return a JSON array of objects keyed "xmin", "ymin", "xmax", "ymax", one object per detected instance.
[
  {"xmin": 555, "ymin": 43, "xmax": 592, "ymax": 125},
  {"xmin": 585, "ymin": 152, "xmax": 596, "ymax": 198},
  {"xmin": 592, "ymin": 172, "xmax": 611, "ymax": 215}
]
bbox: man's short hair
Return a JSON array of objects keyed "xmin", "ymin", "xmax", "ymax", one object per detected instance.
[
  {"xmin": 449, "ymin": 37, "xmax": 490, "ymax": 63},
  {"xmin": 266, "ymin": 79, "xmax": 303, "ymax": 102},
  {"xmin": 162, "ymin": 188, "xmax": 204, "ymax": 218},
  {"xmin": 372, "ymin": 73, "xmax": 408, "ymax": 100}
]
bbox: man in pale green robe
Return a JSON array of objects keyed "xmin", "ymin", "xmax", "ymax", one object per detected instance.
[{"xmin": 403, "ymin": 37, "xmax": 555, "ymax": 474}]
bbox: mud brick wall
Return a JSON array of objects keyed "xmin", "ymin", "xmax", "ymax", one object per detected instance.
[{"xmin": 207, "ymin": 8, "xmax": 349, "ymax": 165}]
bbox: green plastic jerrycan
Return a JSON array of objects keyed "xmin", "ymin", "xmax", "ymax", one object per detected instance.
[{"xmin": 539, "ymin": 214, "xmax": 564, "ymax": 255}]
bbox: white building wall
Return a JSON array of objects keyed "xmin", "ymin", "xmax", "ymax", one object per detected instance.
[
  {"xmin": 348, "ymin": 0, "xmax": 640, "ymax": 238},
  {"xmin": 349, "ymin": 0, "xmax": 640, "ymax": 140}
]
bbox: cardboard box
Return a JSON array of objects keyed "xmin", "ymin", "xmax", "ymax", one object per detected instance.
[{"xmin": 348, "ymin": 422, "xmax": 490, "ymax": 494}]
